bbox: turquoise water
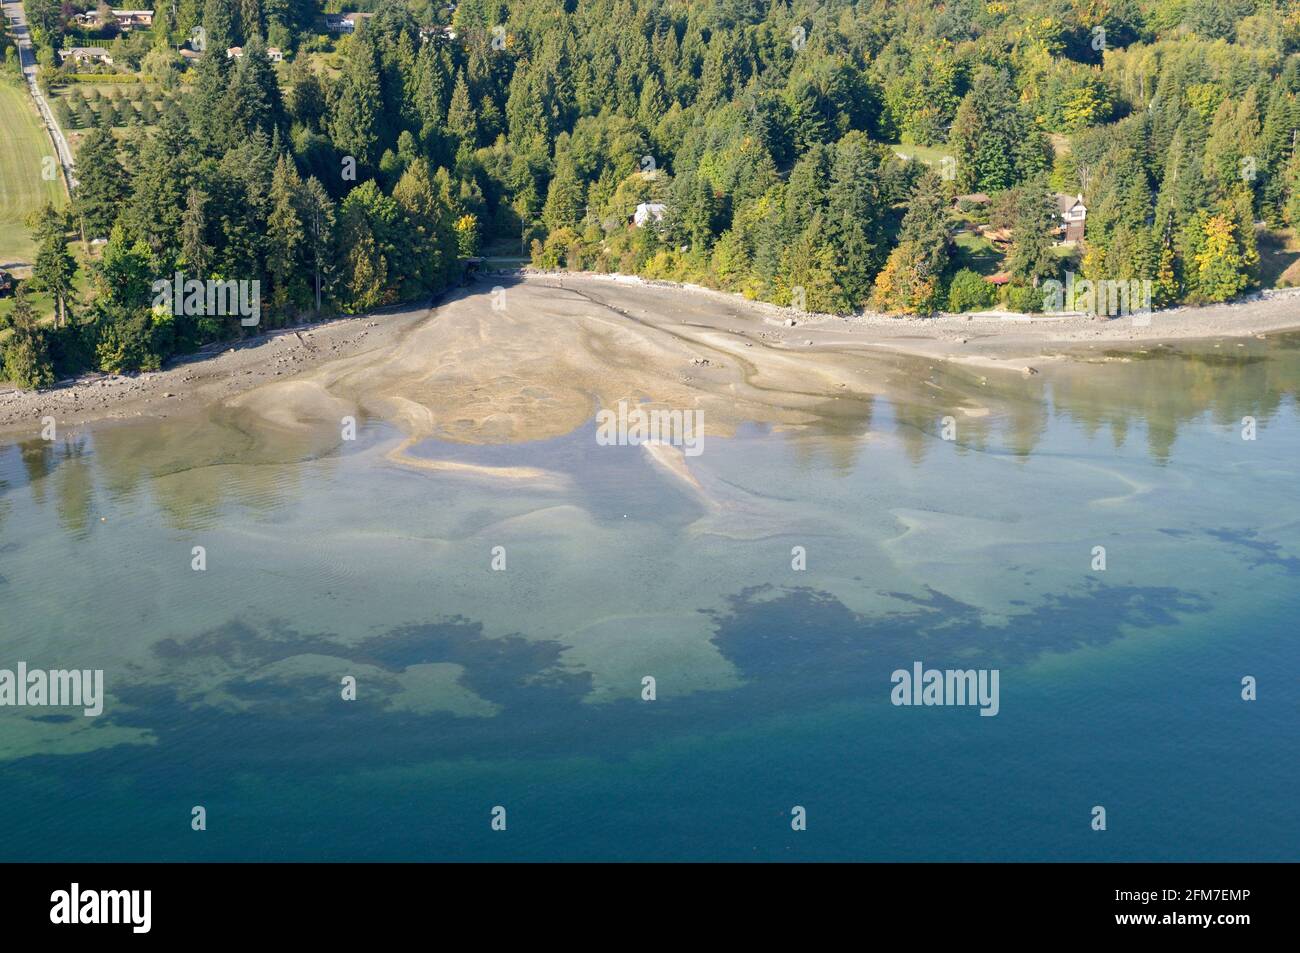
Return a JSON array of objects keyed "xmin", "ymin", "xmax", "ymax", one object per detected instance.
[{"xmin": 1, "ymin": 337, "xmax": 1297, "ymax": 860}]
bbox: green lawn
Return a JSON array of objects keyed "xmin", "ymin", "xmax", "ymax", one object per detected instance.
[
  {"xmin": 889, "ymin": 142, "xmax": 955, "ymax": 169},
  {"xmin": 950, "ymin": 230, "xmax": 1078, "ymax": 277},
  {"xmin": 0, "ymin": 245, "xmax": 93, "ymax": 337},
  {"xmin": 0, "ymin": 285, "xmax": 56, "ymax": 347},
  {"xmin": 0, "ymin": 80, "xmax": 67, "ymax": 266},
  {"xmin": 952, "ymin": 230, "xmax": 1002, "ymax": 276}
]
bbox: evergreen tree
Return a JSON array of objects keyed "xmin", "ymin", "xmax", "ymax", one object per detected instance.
[
  {"xmin": 1007, "ymin": 176, "xmax": 1059, "ymax": 288},
  {"xmin": 300, "ymin": 176, "xmax": 336, "ymax": 314},
  {"xmin": 330, "ymin": 36, "xmax": 384, "ymax": 169},
  {"xmin": 949, "ymin": 68, "xmax": 1041, "ymax": 194},
  {"xmin": 339, "ymin": 181, "xmax": 395, "ymax": 311},
  {"xmin": 189, "ymin": 43, "xmax": 233, "ymax": 152},
  {"xmin": 897, "ymin": 172, "xmax": 950, "ymax": 279},
  {"xmin": 31, "ymin": 205, "xmax": 77, "ymax": 328},
  {"xmin": 872, "ymin": 172, "xmax": 950, "ymax": 315},
  {"xmin": 95, "ymin": 223, "xmax": 154, "ymax": 310},
  {"xmin": 73, "ymin": 124, "xmax": 128, "ymax": 239},
  {"xmin": 267, "ymin": 155, "xmax": 305, "ymax": 312},
  {"xmin": 1204, "ymin": 89, "xmax": 1261, "ymax": 198},
  {"xmin": 1082, "ymin": 134, "xmax": 1154, "ymax": 282},
  {"xmin": 783, "ymin": 211, "xmax": 848, "ymax": 313},
  {"xmin": 226, "ymin": 35, "xmax": 284, "ymax": 139},
  {"xmin": 26, "ymin": 0, "xmax": 65, "ymax": 46},
  {"xmin": 1, "ymin": 290, "xmax": 56, "ymax": 389},
  {"xmin": 543, "ymin": 152, "xmax": 586, "ymax": 232},
  {"xmin": 448, "ymin": 69, "xmax": 480, "ymax": 147},
  {"xmin": 1285, "ymin": 150, "xmax": 1300, "ymax": 228},
  {"xmin": 202, "ymin": 0, "xmax": 238, "ymax": 52},
  {"xmin": 288, "ymin": 58, "xmax": 326, "ymax": 130},
  {"xmin": 239, "ymin": 0, "xmax": 262, "ymax": 40},
  {"xmin": 392, "ymin": 157, "xmax": 457, "ymax": 291},
  {"xmin": 824, "ymin": 132, "xmax": 884, "ymax": 308},
  {"xmin": 180, "ymin": 188, "xmax": 215, "ymax": 279},
  {"xmin": 55, "ymin": 98, "xmax": 73, "ymax": 130}
]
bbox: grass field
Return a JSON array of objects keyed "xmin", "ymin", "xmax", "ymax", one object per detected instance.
[
  {"xmin": 0, "ymin": 245, "xmax": 92, "ymax": 346},
  {"xmin": 0, "ymin": 79, "xmax": 67, "ymax": 266},
  {"xmin": 951, "ymin": 230, "xmax": 1002, "ymax": 275},
  {"xmin": 889, "ymin": 141, "xmax": 955, "ymax": 170}
]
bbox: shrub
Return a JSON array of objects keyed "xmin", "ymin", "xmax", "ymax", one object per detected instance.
[
  {"xmin": 1, "ymin": 293, "xmax": 55, "ymax": 389},
  {"xmin": 66, "ymin": 74, "xmax": 140, "ymax": 84},
  {"xmin": 532, "ymin": 227, "xmax": 580, "ymax": 269},
  {"xmin": 94, "ymin": 310, "xmax": 164, "ymax": 374},
  {"xmin": 946, "ymin": 268, "xmax": 997, "ymax": 312},
  {"xmin": 2, "ymin": 334, "xmax": 56, "ymax": 388},
  {"xmin": 1002, "ymin": 283, "xmax": 1043, "ymax": 313}
]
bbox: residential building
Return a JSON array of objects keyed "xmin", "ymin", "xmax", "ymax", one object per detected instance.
[
  {"xmin": 633, "ymin": 203, "xmax": 667, "ymax": 227},
  {"xmin": 59, "ymin": 47, "xmax": 114, "ymax": 65},
  {"xmin": 1056, "ymin": 193, "xmax": 1087, "ymax": 243}
]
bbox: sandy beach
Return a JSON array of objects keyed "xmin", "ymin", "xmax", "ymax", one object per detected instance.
[{"xmin": 2, "ymin": 272, "xmax": 1298, "ymax": 439}]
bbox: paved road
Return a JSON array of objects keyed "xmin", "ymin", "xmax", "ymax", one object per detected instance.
[{"xmin": 2, "ymin": 0, "xmax": 77, "ymax": 189}]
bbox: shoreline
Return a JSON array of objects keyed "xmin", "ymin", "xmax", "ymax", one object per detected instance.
[
  {"xmin": 0, "ymin": 302, "xmax": 432, "ymax": 436},
  {"xmin": 3, "ymin": 273, "xmax": 1299, "ymax": 438},
  {"xmin": 535, "ymin": 270, "xmax": 1300, "ymax": 367}
]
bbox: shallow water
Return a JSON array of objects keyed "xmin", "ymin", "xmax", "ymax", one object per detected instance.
[{"xmin": 1, "ymin": 331, "xmax": 1297, "ymax": 860}]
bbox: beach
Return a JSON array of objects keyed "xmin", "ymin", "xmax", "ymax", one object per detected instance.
[{"xmin": 3, "ymin": 272, "xmax": 1299, "ymax": 437}]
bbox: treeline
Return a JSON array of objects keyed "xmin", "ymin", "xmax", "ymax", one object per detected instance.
[
  {"xmin": 6, "ymin": 0, "xmax": 1300, "ymax": 388},
  {"xmin": 1069, "ymin": 39, "xmax": 1300, "ymax": 306},
  {"xmin": 499, "ymin": 0, "xmax": 1300, "ymax": 313},
  {"xmin": 7, "ymin": 17, "xmax": 467, "ymax": 387}
]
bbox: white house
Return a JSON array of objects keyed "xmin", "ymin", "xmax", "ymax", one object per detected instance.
[
  {"xmin": 110, "ymin": 10, "xmax": 154, "ymax": 29},
  {"xmin": 59, "ymin": 47, "xmax": 114, "ymax": 65},
  {"xmin": 325, "ymin": 12, "xmax": 372, "ymax": 33},
  {"xmin": 633, "ymin": 203, "xmax": 667, "ymax": 227},
  {"xmin": 1056, "ymin": 193, "xmax": 1087, "ymax": 242},
  {"xmin": 228, "ymin": 46, "xmax": 283, "ymax": 62},
  {"xmin": 73, "ymin": 9, "xmax": 152, "ymax": 29}
]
